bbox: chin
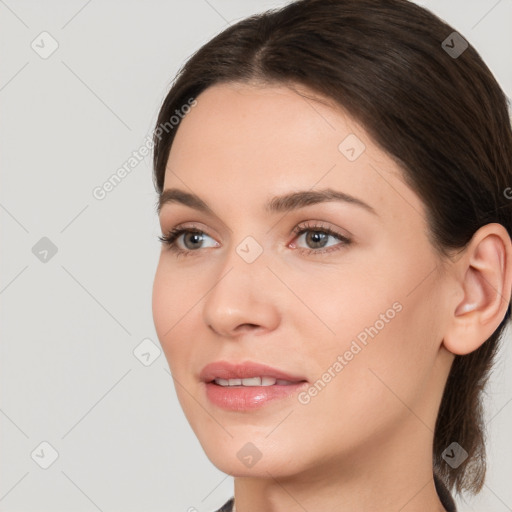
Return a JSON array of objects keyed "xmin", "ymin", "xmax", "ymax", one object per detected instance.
[
  {"xmin": 207, "ymin": 452, "xmax": 296, "ymax": 478},
  {"xmin": 196, "ymin": 433, "xmax": 304, "ymax": 478}
]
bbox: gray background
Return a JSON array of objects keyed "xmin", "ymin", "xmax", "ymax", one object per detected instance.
[{"xmin": 0, "ymin": 0, "xmax": 511, "ymax": 510}]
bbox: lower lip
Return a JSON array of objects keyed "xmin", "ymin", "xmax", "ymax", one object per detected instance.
[{"xmin": 204, "ymin": 381, "xmax": 309, "ymax": 411}]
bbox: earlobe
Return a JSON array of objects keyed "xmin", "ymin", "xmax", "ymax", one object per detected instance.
[{"xmin": 443, "ymin": 223, "xmax": 512, "ymax": 356}]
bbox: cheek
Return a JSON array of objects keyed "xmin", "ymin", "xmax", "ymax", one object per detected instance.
[
  {"xmin": 152, "ymin": 259, "xmax": 197, "ymax": 329},
  {"xmin": 290, "ymin": 303, "xmax": 435, "ymax": 456},
  {"xmin": 331, "ymin": 287, "xmax": 439, "ymax": 415},
  {"xmin": 286, "ymin": 258, "xmax": 400, "ymax": 355},
  {"xmin": 290, "ymin": 251, "xmax": 438, "ymax": 401},
  {"xmin": 152, "ymin": 261, "xmax": 190, "ymax": 367},
  {"xmin": 152, "ymin": 260, "xmax": 211, "ymax": 390},
  {"xmin": 152, "ymin": 263, "xmax": 171, "ymax": 340}
]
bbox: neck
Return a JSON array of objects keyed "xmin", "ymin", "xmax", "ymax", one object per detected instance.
[
  {"xmin": 232, "ymin": 424, "xmax": 448, "ymax": 512},
  {"xmin": 233, "ymin": 470, "xmax": 447, "ymax": 512}
]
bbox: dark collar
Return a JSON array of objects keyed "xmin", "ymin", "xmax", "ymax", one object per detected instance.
[
  {"xmin": 215, "ymin": 474, "xmax": 457, "ymax": 512},
  {"xmin": 434, "ymin": 473, "xmax": 457, "ymax": 511},
  {"xmin": 215, "ymin": 497, "xmax": 234, "ymax": 512}
]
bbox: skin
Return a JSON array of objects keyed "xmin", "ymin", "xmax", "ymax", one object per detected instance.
[{"xmin": 152, "ymin": 82, "xmax": 512, "ymax": 512}]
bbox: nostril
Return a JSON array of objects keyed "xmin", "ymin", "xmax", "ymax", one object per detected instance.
[{"xmin": 237, "ymin": 323, "xmax": 260, "ymax": 331}]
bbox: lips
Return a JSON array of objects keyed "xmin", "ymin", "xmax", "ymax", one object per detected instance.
[
  {"xmin": 214, "ymin": 376, "xmax": 294, "ymax": 386},
  {"xmin": 199, "ymin": 361, "xmax": 307, "ymax": 384},
  {"xmin": 200, "ymin": 361, "xmax": 309, "ymax": 411}
]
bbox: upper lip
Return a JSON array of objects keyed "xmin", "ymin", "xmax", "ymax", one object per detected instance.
[{"xmin": 200, "ymin": 361, "xmax": 307, "ymax": 383}]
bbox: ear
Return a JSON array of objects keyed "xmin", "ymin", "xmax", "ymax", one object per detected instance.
[{"xmin": 443, "ymin": 223, "xmax": 512, "ymax": 356}]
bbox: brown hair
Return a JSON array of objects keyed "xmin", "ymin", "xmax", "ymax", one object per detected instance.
[{"xmin": 152, "ymin": 0, "xmax": 512, "ymax": 496}]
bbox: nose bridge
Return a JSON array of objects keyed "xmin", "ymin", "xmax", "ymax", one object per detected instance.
[
  {"xmin": 215, "ymin": 228, "xmax": 269, "ymax": 289},
  {"xmin": 202, "ymin": 232, "xmax": 279, "ymax": 336}
]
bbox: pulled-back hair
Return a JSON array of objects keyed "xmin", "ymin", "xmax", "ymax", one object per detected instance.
[{"xmin": 152, "ymin": 0, "xmax": 512, "ymax": 496}]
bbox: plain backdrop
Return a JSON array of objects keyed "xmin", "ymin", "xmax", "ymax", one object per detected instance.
[{"xmin": 1, "ymin": 1, "xmax": 511, "ymax": 511}]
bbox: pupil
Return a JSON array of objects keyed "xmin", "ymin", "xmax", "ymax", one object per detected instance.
[
  {"xmin": 308, "ymin": 231, "xmax": 327, "ymax": 248},
  {"xmin": 185, "ymin": 233, "xmax": 202, "ymax": 249}
]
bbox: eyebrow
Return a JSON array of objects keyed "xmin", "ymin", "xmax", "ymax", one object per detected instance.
[{"xmin": 157, "ymin": 187, "xmax": 377, "ymax": 217}]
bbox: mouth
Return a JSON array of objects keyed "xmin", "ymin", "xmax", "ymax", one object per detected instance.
[
  {"xmin": 212, "ymin": 376, "xmax": 301, "ymax": 387},
  {"xmin": 200, "ymin": 361, "xmax": 308, "ymax": 411}
]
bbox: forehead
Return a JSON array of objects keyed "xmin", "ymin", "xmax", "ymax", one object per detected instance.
[
  {"xmin": 162, "ymin": 82, "xmax": 425, "ymax": 223},
  {"xmin": 166, "ymin": 81, "xmax": 366, "ymax": 165}
]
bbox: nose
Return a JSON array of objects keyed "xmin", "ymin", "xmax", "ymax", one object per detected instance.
[{"xmin": 202, "ymin": 247, "xmax": 281, "ymax": 338}]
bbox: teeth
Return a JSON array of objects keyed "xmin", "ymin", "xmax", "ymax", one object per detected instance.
[
  {"xmin": 213, "ymin": 377, "xmax": 294, "ymax": 387},
  {"xmin": 240, "ymin": 377, "xmax": 262, "ymax": 386}
]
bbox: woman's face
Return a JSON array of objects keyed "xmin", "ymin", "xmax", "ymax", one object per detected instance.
[{"xmin": 152, "ymin": 82, "xmax": 455, "ymax": 478}]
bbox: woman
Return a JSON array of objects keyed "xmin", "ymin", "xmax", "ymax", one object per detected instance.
[{"xmin": 151, "ymin": 0, "xmax": 512, "ymax": 510}]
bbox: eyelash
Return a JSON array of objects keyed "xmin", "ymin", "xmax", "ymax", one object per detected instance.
[{"xmin": 158, "ymin": 221, "xmax": 351, "ymax": 258}]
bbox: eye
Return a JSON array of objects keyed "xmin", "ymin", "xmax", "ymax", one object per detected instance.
[
  {"xmin": 158, "ymin": 221, "xmax": 352, "ymax": 257},
  {"xmin": 158, "ymin": 224, "xmax": 218, "ymax": 257},
  {"xmin": 291, "ymin": 221, "xmax": 351, "ymax": 255}
]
